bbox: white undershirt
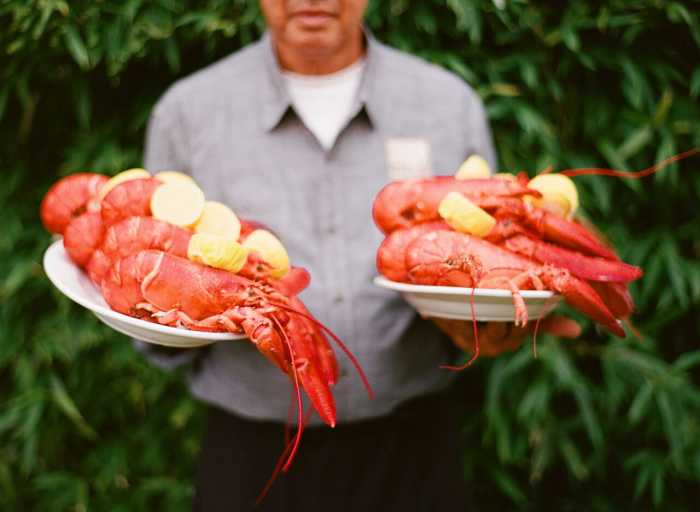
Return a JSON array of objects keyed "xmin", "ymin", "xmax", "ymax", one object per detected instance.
[{"xmin": 282, "ymin": 59, "xmax": 366, "ymax": 150}]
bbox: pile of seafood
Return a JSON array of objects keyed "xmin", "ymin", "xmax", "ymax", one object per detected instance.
[
  {"xmin": 373, "ymin": 156, "xmax": 645, "ymax": 344},
  {"xmin": 40, "ymin": 169, "xmax": 372, "ymax": 475}
]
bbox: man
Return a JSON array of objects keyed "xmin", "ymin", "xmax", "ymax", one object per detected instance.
[{"xmin": 140, "ymin": 1, "xmax": 536, "ymax": 509}]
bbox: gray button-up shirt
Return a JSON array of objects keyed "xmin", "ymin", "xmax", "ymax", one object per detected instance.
[{"xmin": 139, "ymin": 32, "xmax": 495, "ymax": 425}]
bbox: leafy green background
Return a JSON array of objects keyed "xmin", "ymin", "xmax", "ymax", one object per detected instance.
[{"xmin": 2, "ymin": 1, "xmax": 699, "ymax": 510}]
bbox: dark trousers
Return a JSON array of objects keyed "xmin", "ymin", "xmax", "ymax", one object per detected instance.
[{"xmin": 193, "ymin": 390, "xmax": 471, "ymax": 511}]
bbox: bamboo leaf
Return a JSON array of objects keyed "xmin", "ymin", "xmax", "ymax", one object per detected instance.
[
  {"xmin": 63, "ymin": 25, "xmax": 90, "ymax": 70},
  {"xmin": 628, "ymin": 382, "xmax": 654, "ymax": 425},
  {"xmin": 49, "ymin": 374, "xmax": 97, "ymax": 440}
]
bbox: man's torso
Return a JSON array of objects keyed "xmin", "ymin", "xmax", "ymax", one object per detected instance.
[{"xmin": 144, "ymin": 33, "xmax": 494, "ymax": 423}]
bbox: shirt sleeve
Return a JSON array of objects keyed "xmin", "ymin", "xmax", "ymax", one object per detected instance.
[
  {"xmin": 463, "ymin": 88, "xmax": 498, "ymax": 172},
  {"xmin": 133, "ymin": 95, "xmax": 202, "ymax": 371}
]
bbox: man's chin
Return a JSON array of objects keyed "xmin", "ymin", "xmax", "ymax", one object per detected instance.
[{"xmin": 286, "ymin": 27, "xmax": 341, "ymax": 54}]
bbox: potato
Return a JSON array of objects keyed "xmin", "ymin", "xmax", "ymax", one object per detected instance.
[
  {"xmin": 241, "ymin": 229, "xmax": 290, "ymax": 279},
  {"xmin": 194, "ymin": 201, "xmax": 241, "ymax": 241},
  {"xmin": 154, "ymin": 171, "xmax": 197, "ymax": 186},
  {"xmin": 98, "ymin": 168, "xmax": 151, "ymax": 199},
  {"xmin": 438, "ymin": 191, "xmax": 496, "ymax": 238},
  {"xmin": 150, "ymin": 181, "xmax": 206, "ymax": 227},
  {"xmin": 455, "ymin": 154, "xmax": 491, "ymax": 180},
  {"xmin": 188, "ymin": 233, "xmax": 249, "ymax": 273}
]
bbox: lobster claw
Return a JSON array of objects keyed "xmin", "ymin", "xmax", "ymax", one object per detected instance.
[
  {"xmin": 283, "ymin": 312, "xmax": 337, "ymax": 428},
  {"xmin": 503, "ymin": 235, "xmax": 642, "ymax": 283},
  {"xmin": 542, "ymin": 268, "xmax": 626, "ymax": 337},
  {"xmin": 534, "ymin": 209, "xmax": 618, "ymax": 260},
  {"xmin": 590, "ymin": 281, "xmax": 635, "ymax": 318}
]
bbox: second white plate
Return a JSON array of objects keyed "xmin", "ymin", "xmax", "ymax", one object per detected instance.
[{"xmin": 374, "ymin": 276, "xmax": 562, "ymax": 322}]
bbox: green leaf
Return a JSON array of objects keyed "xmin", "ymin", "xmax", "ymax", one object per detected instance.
[
  {"xmin": 621, "ymin": 58, "xmax": 648, "ymax": 110},
  {"xmin": 628, "ymin": 383, "xmax": 654, "ymax": 425},
  {"xmin": 488, "ymin": 467, "xmax": 527, "ymax": 504},
  {"xmin": 673, "ymin": 350, "xmax": 700, "ymax": 372},
  {"xmin": 662, "ymin": 238, "xmax": 688, "ymax": 308},
  {"xmin": 63, "ymin": 25, "xmax": 90, "ymax": 70},
  {"xmin": 0, "ymin": 84, "xmax": 9, "ymax": 123},
  {"xmin": 618, "ymin": 125, "xmax": 653, "ymax": 159},
  {"xmin": 656, "ymin": 391, "xmax": 682, "ymax": 466},
  {"xmin": 690, "ymin": 69, "xmax": 700, "ymax": 99},
  {"xmin": 49, "ymin": 374, "xmax": 97, "ymax": 440},
  {"xmin": 560, "ymin": 436, "xmax": 589, "ymax": 480}
]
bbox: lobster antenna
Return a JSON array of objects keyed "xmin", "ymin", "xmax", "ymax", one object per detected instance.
[
  {"xmin": 440, "ymin": 284, "xmax": 480, "ymax": 371},
  {"xmin": 256, "ymin": 435, "xmax": 294, "ymax": 506},
  {"xmin": 271, "ymin": 302, "xmax": 375, "ymax": 400},
  {"xmin": 257, "ymin": 403, "xmax": 313, "ymax": 505},
  {"xmin": 532, "ymin": 314, "xmax": 542, "ymax": 358},
  {"xmin": 272, "ymin": 317, "xmax": 304, "ymax": 473},
  {"xmin": 558, "ymin": 148, "xmax": 698, "ymax": 178}
]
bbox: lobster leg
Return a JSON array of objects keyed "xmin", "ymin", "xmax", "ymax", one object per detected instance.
[
  {"xmin": 502, "ymin": 235, "xmax": 642, "ymax": 283},
  {"xmin": 479, "ymin": 268, "xmax": 545, "ymax": 327}
]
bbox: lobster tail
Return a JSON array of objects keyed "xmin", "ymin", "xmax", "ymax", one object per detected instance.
[{"xmin": 63, "ymin": 211, "xmax": 104, "ymax": 267}]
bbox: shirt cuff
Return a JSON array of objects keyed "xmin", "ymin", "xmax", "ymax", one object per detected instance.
[{"xmin": 132, "ymin": 339, "xmax": 202, "ymax": 371}]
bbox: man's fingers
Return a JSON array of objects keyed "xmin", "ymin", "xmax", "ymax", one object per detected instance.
[{"xmin": 537, "ymin": 314, "xmax": 582, "ymax": 339}]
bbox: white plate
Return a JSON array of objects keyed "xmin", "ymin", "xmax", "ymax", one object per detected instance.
[
  {"xmin": 374, "ymin": 276, "xmax": 562, "ymax": 322},
  {"xmin": 42, "ymin": 240, "xmax": 245, "ymax": 347}
]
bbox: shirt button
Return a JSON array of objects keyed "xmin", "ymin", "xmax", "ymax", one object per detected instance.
[
  {"xmin": 326, "ymin": 226, "xmax": 335, "ymax": 234},
  {"xmin": 334, "ymin": 294, "xmax": 343, "ymax": 303}
]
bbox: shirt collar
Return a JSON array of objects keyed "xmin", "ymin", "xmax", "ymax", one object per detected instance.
[{"xmin": 258, "ymin": 29, "xmax": 382, "ymax": 132}]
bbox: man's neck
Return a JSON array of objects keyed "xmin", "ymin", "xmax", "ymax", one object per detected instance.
[{"xmin": 273, "ymin": 30, "xmax": 365, "ymax": 75}]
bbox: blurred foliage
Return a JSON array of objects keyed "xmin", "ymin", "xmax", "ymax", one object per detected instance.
[{"xmin": 1, "ymin": 0, "xmax": 700, "ymax": 510}]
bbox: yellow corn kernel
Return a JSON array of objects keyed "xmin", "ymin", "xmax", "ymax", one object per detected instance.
[
  {"xmin": 99, "ymin": 168, "xmax": 151, "ymax": 199},
  {"xmin": 455, "ymin": 154, "xmax": 491, "ymax": 180},
  {"xmin": 187, "ymin": 233, "xmax": 249, "ymax": 273},
  {"xmin": 242, "ymin": 229, "xmax": 290, "ymax": 279},
  {"xmin": 494, "ymin": 172, "xmax": 517, "ymax": 181},
  {"xmin": 438, "ymin": 192, "xmax": 496, "ymax": 238}
]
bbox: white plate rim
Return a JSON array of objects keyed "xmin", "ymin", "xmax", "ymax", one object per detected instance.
[
  {"xmin": 373, "ymin": 275, "xmax": 558, "ymax": 299},
  {"xmin": 43, "ymin": 240, "xmax": 244, "ymax": 341}
]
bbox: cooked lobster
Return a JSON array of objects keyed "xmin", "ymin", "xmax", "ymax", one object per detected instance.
[
  {"xmin": 41, "ymin": 172, "xmax": 373, "ymax": 479},
  {"xmin": 372, "ymin": 168, "xmax": 658, "ymax": 359}
]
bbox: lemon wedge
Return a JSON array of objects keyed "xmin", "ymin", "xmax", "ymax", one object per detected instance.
[
  {"xmin": 526, "ymin": 173, "xmax": 579, "ymax": 218},
  {"xmin": 99, "ymin": 168, "xmax": 151, "ymax": 199},
  {"xmin": 438, "ymin": 191, "xmax": 496, "ymax": 237},
  {"xmin": 241, "ymin": 229, "xmax": 290, "ymax": 279},
  {"xmin": 150, "ymin": 181, "xmax": 206, "ymax": 227},
  {"xmin": 188, "ymin": 233, "xmax": 249, "ymax": 273},
  {"xmin": 194, "ymin": 201, "xmax": 241, "ymax": 241},
  {"xmin": 455, "ymin": 154, "xmax": 491, "ymax": 180}
]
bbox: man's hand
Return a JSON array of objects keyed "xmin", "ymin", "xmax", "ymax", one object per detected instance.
[{"xmin": 431, "ymin": 315, "xmax": 582, "ymax": 358}]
